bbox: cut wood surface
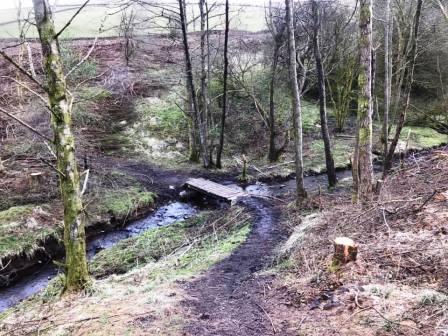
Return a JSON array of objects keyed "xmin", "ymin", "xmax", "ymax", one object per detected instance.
[{"xmin": 333, "ymin": 237, "xmax": 357, "ymax": 265}]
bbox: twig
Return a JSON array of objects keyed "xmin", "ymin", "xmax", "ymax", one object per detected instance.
[
  {"xmin": 0, "ymin": 106, "xmax": 52, "ymax": 142},
  {"xmin": 54, "ymin": 0, "xmax": 90, "ymax": 38},
  {"xmin": 0, "ymin": 259, "xmax": 11, "ymax": 271},
  {"xmin": 81, "ymin": 169, "xmax": 90, "ymax": 196},
  {"xmin": 0, "ymin": 50, "xmax": 45, "ymax": 91},
  {"xmin": 65, "ymin": 36, "xmax": 98, "ymax": 79},
  {"xmin": 44, "ymin": 141, "xmax": 57, "ymax": 159},
  {"xmin": 265, "ymin": 161, "xmax": 295, "ymax": 170},
  {"xmin": 1, "ymin": 76, "xmax": 51, "ymax": 112},
  {"xmin": 253, "ymin": 301, "xmax": 277, "ymax": 333},
  {"xmin": 39, "ymin": 157, "xmax": 66, "ymax": 178},
  {"xmin": 381, "ymin": 208, "xmax": 392, "ymax": 236},
  {"xmin": 415, "ymin": 190, "xmax": 439, "ymax": 212}
]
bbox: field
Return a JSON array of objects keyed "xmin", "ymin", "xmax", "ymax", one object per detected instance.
[{"xmin": 0, "ymin": 2, "xmax": 267, "ymax": 38}]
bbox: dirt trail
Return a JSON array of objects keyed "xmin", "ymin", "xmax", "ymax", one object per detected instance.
[{"xmin": 182, "ymin": 198, "xmax": 288, "ymax": 336}]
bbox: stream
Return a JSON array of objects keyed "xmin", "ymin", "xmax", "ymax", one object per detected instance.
[
  {"xmin": 0, "ymin": 169, "xmax": 353, "ymax": 313},
  {"xmin": 0, "ymin": 202, "xmax": 199, "ymax": 312}
]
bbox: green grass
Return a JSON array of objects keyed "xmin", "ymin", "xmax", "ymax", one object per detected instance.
[
  {"xmin": 90, "ymin": 220, "xmax": 188, "ymax": 277},
  {"xmin": 133, "ymin": 94, "xmax": 187, "ymax": 138},
  {"xmin": 90, "ymin": 208, "xmax": 251, "ymax": 278},
  {"xmin": 399, "ymin": 126, "xmax": 448, "ymax": 149},
  {"xmin": 305, "ymin": 138, "xmax": 353, "ymax": 173},
  {"xmin": 302, "ymin": 101, "xmax": 322, "ymax": 133},
  {"xmin": 146, "ymin": 223, "xmax": 251, "ymax": 283},
  {"xmin": 0, "ymin": 205, "xmax": 58, "ymax": 258},
  {"xmin": 0, "ymin": 4, "xmax": 266, "ymax": 38},
  {"xmin": 92, "ymin": 187, "xmax": 155, "ymax": 219}
]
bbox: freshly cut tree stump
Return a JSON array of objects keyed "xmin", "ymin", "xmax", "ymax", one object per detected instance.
[{"xmin": 333, "ymin": 237, "xmax": 357, "ymax": 265}]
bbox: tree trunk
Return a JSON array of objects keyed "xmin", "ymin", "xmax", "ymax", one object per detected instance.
[
  {"xmin": 216, "ymin": 0, "xmax": 229, "ymax": 169},
  {"xmin": 267, "ymin": 1, "xmax": 286, "ymax": 163},
  {"xmin": 199, "ymin": 0, "xmax": 210, "ymax": 165},
  {"xmin": 383, "ymin": 0, "xmax": 423, "ymax": 176},
  {"xmin": 268, "ymin": 41, "xmax": 281, "ymax": 163},
  {"xmin": 312, "ymin": 0, "xmax": 337, "ymax": 188},
  {"xmin": 382, "ymin": 0, "xmax": 392, "ymax": 165},
  {"xmin": 178, "ymin": 0, "xmax": 209, "ymax": 168},
  {"xmin": 285, "ymin": 0, "xmax": 307, "ymax": 202},
  {"xmin": 33, "ymin": 0, "xmax": 89, "ymax": 291},
  {"xmin": 355, "ymin": 0, "xmax": 374, "ymax": 201}
]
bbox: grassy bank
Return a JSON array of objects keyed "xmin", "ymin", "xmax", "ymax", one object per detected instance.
[
  {"xmin": 0, "ymin": 207, "xmax": 252, "ymax": 335},
  {"xmin": 0, "ymin": 184, "xmax": 155, "ymax": 271}
]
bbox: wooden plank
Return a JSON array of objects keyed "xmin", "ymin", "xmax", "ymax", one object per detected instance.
[{"xmin": 184, "ymin": 178, "xmax": 247, "ymax": 203}]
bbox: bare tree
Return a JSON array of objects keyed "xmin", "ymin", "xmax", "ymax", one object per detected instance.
[
  {"xmin": 266, "ymin": 1, "xmax": 288, "ymax": 162},
  {"xmin": 383, "ymin": 0, "xmax": 424, "ymax": 176},
  {"xmin": 311, "ymin": 0, "xmax": 337, "ymax": 188},
  {"xmin": 199, "ymin": 0, "xmax": 211, "ymax": 165},
  {"xmin": 382, "ymin": 0, "xmax": 392, "ymax": 163},
  {"xmin": 118, "ymin": 8, "xmax": 136, "ymax": 66},
  {"xmin": 216, "ymin": 0, "xmax": 229, "ymax": 169},
  {"xmin": 353, "ymin": 0, "xmax": 374, "ymax": 202},
  {"xmin": 178, "ymin": 0, "xmax": 210, "ymax": 167},
  {"xmin": 285, "ymin": 0, "xmax": 307, "ymax": 202}
]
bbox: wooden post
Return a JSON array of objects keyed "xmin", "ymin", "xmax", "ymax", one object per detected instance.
[{"xmin": 333, "ymin": 237, "xmax": 357, "ymax": 265}]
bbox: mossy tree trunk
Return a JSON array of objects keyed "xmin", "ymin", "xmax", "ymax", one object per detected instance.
[
  {"xmin": 311, "ymin": 0, "xmax": 337, "ymax": 188},
  {"xmin": 354, "ymin": 0, "xmax": 374, "ymax": 202},
  {"xmin": 33, "ymin": 0, "xmax": 90, "ymax": 291},
  {"xmin": 285, "ymin": 0, "xmax": 307, "ymax": 203}
]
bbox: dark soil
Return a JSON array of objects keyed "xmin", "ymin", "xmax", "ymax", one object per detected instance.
[{"xmin": 182, "ymin": 198, "xmax": 290, "ymax": 336}]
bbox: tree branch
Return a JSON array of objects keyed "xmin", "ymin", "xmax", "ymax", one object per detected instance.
[
  {"xmin": 54, "ymin": 0, "xmax": 90, "ymax": 39},
  {"xmin": 0, "ymin": 50, "xmax": 45, "ymax": 91},
  {"xmin": 2, "ymin": 76, "xmax": 52, "ymax": 112},
  {"xmin": 0, "ymin": 106, "xmax": 52, "ymax": 143}
]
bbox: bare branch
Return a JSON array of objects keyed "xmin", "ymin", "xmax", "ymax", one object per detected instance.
[
  {"xmin": 39, "ymin": 157, "xmax": 66, "ymax": 178},
  {"xmin": 0, "ymin": 106, "xmax": 52, "ymax": 143},
  {"xmin": 54, "ymin": 0, "xmax": 91, "ymax": 38},
  {"xmin": 81, "ymin": 169, "xmax": 90, "ymax": 196},
  {"xmin": 0, "ymin": 50, "xmax": 45, "ymax": 91},
  {"xmin": 2, "ymin": 76, "xmax": 51, "ymax": 112}
]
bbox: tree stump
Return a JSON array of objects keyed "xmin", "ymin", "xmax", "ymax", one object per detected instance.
[
  {"xmin": 29, "ymin": 172, "xmax": 45, "ymax": 190},
  {"xmin": 333, "ymin": 237, "xmax": 357, "ymax": 265}
]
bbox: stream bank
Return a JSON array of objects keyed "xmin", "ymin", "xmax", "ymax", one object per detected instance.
[{"xmin": 0, "ymin": 201, "xmax": 200, "ymax": 312}]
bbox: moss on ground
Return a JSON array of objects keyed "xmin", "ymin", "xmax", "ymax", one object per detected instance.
[
  {"xmin": 302, "ymin": 101, "xmax": 322, "ymax": 133},
  {"xmin": 133, "ymin": 92, "xmax": 187, "ymax": 138},
  {"xmin": 90, "ymin": 220, "xmax": 187, "ymax": 277},
  {"xmin": 399, "ymin": 126, "xmax": 448, "ymax": 149},
  {"xmin": 305, "ymin": 138, "xmax": 353, "ymax": 173},
  {"xmin": 92, "ymin": 187, "xmax": 155, "ymax": 219}
]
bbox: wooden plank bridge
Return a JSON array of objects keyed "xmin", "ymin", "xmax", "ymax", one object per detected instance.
[{"xmin": 184, "ymin": 178, "xmax": 247, "ymax": 204}]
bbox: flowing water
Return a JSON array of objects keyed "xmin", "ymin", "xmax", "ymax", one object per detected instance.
[
  {"xmin": 0, "ymin": 202, "xmax": 198, "ymax": 312},
  {"xmin": 0, "ymin": 169, "xmax": 353, "ymax": 313}
]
